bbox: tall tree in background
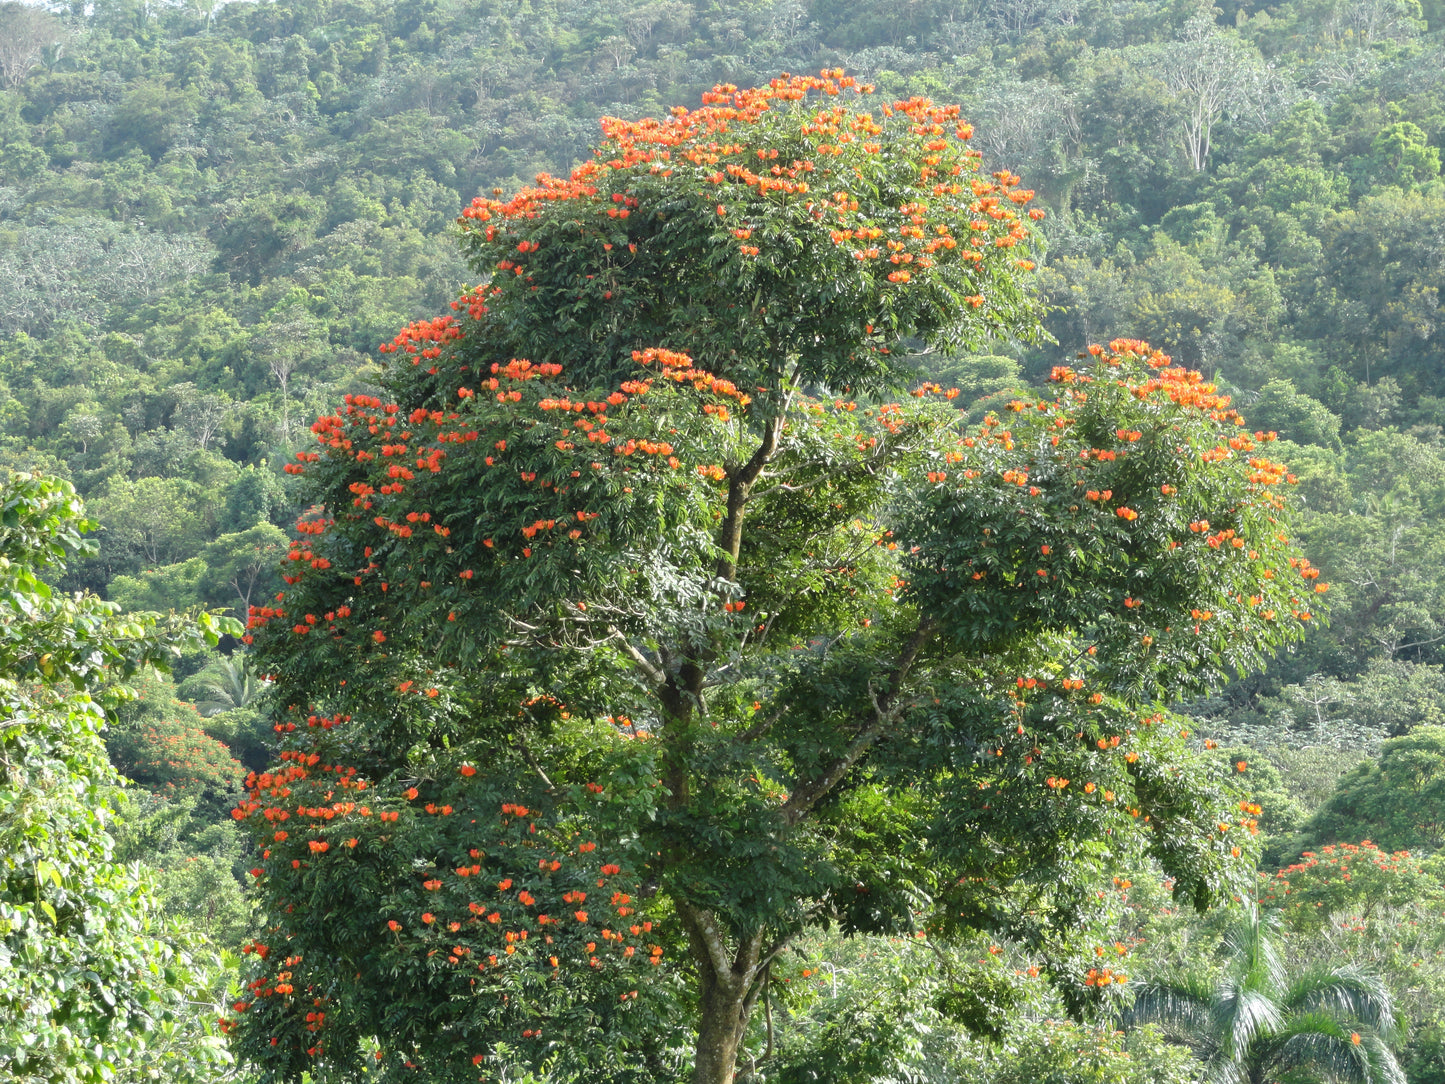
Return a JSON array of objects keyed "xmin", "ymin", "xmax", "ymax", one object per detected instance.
[
  {"xmin": 232, "ymin": 74, "xmax": 1324, "ymax": 1084},
  {"xmin": 0, "ymin": 2, "xmax": 62, "ymax": 90},
  {"xmin": 1160, "ymin": 15, "xmax": 1277, "ymax": 172}
]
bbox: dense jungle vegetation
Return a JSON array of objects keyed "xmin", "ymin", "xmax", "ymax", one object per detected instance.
[{"xmin": 8, "ymin": 0, "xmax": 1445, "ymax": 1080}]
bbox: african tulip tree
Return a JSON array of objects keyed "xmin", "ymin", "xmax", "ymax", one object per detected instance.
[{"xmin": 230, "ymin": 73, "xmax": 1324, "ymax": 1083}]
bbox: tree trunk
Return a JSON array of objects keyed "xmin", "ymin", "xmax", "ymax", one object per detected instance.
[
  {"xmin": 693, "ymin": 975, "xmax": 752, "ymax": 1084},
  {"xmin": 679, "ymin": 904, "xmax": 765, "ymax": 1084}
]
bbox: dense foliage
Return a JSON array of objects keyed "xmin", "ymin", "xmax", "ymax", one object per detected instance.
[
  {"xmin": 13, "ymin": 0, "xmax": 1445, "ymax": 1080},
  {"xmin": 0, "ymin": 471, "xmax": 235, "ymax": 1083},
  {"xmin": 1, "ymin": 0, "xmax": 1444, "ymax": 745}
]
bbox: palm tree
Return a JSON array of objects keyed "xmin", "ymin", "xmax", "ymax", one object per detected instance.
[
  {"xmin": 190, "ymin": 657, "xmax": 268, "ymax": 717},
  {"xmin": 1124, "ymin": 906, "xmax": 1404, "ymax": 1084}
]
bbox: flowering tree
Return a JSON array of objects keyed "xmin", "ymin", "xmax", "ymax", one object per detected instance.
[
  {"xmin": 233, "ymin": 73, "xmax": 1325, "ymax": 1084},
  {"xmin": 106, "ymin": 713, "xmax": 243, "ymax": 818},
  {"xmin": 1259, "ymin": 841, "xmax": 1443, "ymax": 934}
]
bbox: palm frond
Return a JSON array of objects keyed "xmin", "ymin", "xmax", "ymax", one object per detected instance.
[
  {"xmin": 1121, "ymin": 907, "xmax": 1402, "ymax": 1084},
  {"xmin": 1284, "ymin": 966, "xmax": 1398, "ymax": 1042},
  {"xmin": 1124, "ymin": 978, "xmax": 1218, "ymax": 1054},
  {"xmin": 193, "ymin": 656, "xmax": 268, "ymax": 716},
  {"xmin": 1212, "ymin": 983, "xmax": 1283, "ymax": 1063},
  {"xmin": 1221, "ymin": 904, "xmax": 1286, "ymax": 999},
  {"xmin": 1254, "ymin": 1011, "xmax": 1405, "ymax": 1084},
  {"xmin": 1203, "ymin": 1056, "xmax": 1252, "ymax": 1084}
]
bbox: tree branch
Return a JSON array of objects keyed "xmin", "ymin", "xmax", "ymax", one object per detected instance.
[
  {"xmin": 716, "ymin": 413, "xmax": 785, "ymax": 582},
  {"xmin": 607, "ymin": 625, "xmax": 667, "ymax": 685},
  {"xmin": 780, "ymin": 617, "xmax": 936, "ymax": 826},
  {"xmin": 762, "ymin": 967, "xmax": 773, "ymax": 1062},
  {"xmin": 739, "ymin": 701, "xmax": 789, "ymax": 743},
  {"xmin": 679, "ymin": 903, "xmax": 737, "ymax": 984},
  {"xmin": 514, "ymin": 732, "xmax": 556, "ymax": 791}
]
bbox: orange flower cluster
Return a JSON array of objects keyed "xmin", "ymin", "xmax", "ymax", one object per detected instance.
[
  {"xmin": 379, "ymin": 315, "xmax": 463, "ymax": 361},
  {"xmin": 1258, "ymin": 840, "xmax": 1421, "ymax": 910},
  {"xmin": 226, "ymin": 743, "xmax": 670, "ymax": 1055},
  {"xmin": 632, "ymin": 348, "xmax": 751, "ymax": 406},
  {"xmin": 454, "ymin": 70, "xmax": 1038, "ymax": 302}
]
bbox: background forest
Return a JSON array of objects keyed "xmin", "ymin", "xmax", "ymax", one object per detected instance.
[{"xmin": 8, "ymin": 0, "xmax": 1445, "ymax": 1079}]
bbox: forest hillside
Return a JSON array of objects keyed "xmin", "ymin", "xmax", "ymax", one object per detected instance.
[{"xmin": 7, "ymin": 1, "xmax": 1445, "ymax": 1081}]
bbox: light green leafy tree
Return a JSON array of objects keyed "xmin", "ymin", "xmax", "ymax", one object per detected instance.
[
  {"xmin": 1291, "ymin": 726, "xmax": 1445, "ymax": 853},
  {"xmin": 88, "ymin": 475, "xmax": 204, "ymax": 569},
  {"xmin": 0, "ymin": 470, "xmax": 241, "ymax": 1083},
  {"xmin": 201, "ymin": 522, "xmax": 289, "ymax": 617},
  {"xmin": 1369, "ymin": 122, "xmax": 1440, "ymax": 192}
]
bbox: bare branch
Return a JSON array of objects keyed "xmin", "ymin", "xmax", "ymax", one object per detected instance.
[
  {"xmin": 608, "ymin": 625, "xmax": 667, "ymax": 685},
  {"xmin": 515, "ymin": 733, "xmax": 556, "ymax": 791}
]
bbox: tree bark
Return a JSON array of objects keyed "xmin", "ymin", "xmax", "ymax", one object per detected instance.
[
  {"xmin": 693, "ymin": 973, "xmax": 752, "ymax": 1084},
  {"xmin": 679, "ymin": 904, "xmax": 765, "ymax": 1084}
]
